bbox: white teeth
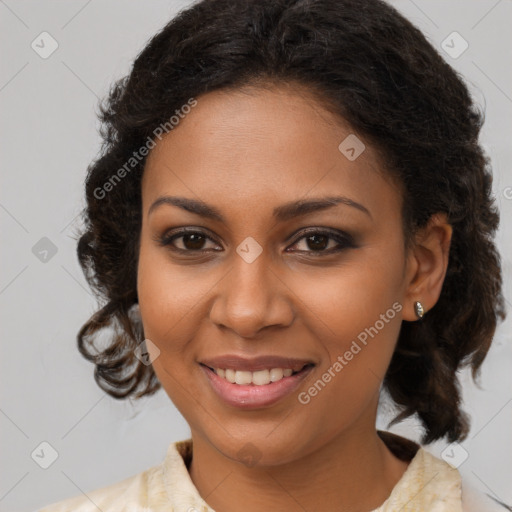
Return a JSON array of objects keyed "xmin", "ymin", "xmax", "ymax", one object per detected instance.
[
  {"xmin": 269, "ymin": 368, "xmax": 283, "ymax": 382},
  {"xmin": 235, "ymin": 371, "xmax": 252, "ymax": 385},
  {"xmin": 252, "ymin": 369, "xmax": 270, "ymax": 386},
  {"xmin": 214, "ymin": 367, "xmax": 299, "ymax": 385},
  {"xmin": 225, "ymin": 369, "xmax": 236, "ymax": 383}
]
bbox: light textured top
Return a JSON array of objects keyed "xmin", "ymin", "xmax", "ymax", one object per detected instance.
[{"xmin": 37, "ymin": 432, "xmax": 500, "ymax": 512}]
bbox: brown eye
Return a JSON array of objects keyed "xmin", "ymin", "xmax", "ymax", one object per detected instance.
[
  {"xmin": 179, "ymin": 233, "xmax": 207, "ymax": 250},
  {"xmin": 303, "ymin": 234, "xmax": 330, "ymax": 251},
  {"xmin": 158, "ymin": 229, "xmax": 221, "ymax": 252},
  {"xmin": 287, "ymin": 229, "xmax": 355, "ymax": 255}
]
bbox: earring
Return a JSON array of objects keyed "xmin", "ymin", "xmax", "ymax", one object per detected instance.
[{"xmin": 414, "ymin": 301, "xmax": 425, "ymax": 319}]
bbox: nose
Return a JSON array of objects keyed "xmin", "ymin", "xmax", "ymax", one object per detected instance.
[{"xmin": 208, "ymin": 253, "xmax": 295, "ymax": 339}]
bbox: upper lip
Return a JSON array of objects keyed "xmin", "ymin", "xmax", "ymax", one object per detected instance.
[{"xmin": 200, "ymin": 355, "xmax": 314, "ymax": 372}]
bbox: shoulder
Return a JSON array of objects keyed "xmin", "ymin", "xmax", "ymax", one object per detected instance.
[
  {"xmin": 36, "ymin": 462, "xmax": 166, "ymax": 512},
  {"xmin": 35, "ymin": 439, "xmax": 196, "ymax": 512},
  {"xmin": 378, "ymin": 431, "xmax": 508, "ymax": 512},
  {"xmin": 413, "ymin": 449, "xmax": 506, "ymax": 512}
]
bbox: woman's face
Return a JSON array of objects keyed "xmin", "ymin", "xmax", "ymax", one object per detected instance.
[{"xmin": 137, "ymin": 84, "xmax": 413, "ymax": 465}]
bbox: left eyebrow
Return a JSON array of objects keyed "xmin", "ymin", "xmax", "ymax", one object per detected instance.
[
  {"xmin": 147, "ymin": 195, "xmax": 372, "ymax": 222},
  {"xmin": 273, "ymin": 196, "xmax": 372, "ymax": 221}
]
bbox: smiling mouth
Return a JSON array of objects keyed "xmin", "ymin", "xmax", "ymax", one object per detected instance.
[{"xmin": 201, "ymin": 363, "xmax": 314, "ymax": 386}]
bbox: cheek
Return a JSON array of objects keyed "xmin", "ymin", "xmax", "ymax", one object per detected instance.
[
  {"xmin": 137, "ymin": 242, "xmax": 211, "ymax": 352},
  {"xmin": 136, "ymin": 243, "xmax": 209, "ymax": 414},
  {"xmin": 291, "ymin": 296, "xmax": 403, "ymax": 442},
  {"xmin": 298, "ymin": 241, "xmax": 404, "ymax": 339},
  {"xmin": 292, "ymin": 244, "xmax": 405, "ymax": 401}
]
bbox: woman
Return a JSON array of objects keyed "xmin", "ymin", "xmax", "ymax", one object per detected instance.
[{"xmin": 38, "ymin": 0, "xmax": 507, "ymax": 510}]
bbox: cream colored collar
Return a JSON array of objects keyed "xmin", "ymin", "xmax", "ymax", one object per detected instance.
[{"xmin": 161, "ymin": 437, "xmax": 462, "ymax": 511}]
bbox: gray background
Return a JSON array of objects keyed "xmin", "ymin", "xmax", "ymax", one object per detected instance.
[{"xmin": 1, "ymin": 1, "xmax": 511, "ymax": 511}]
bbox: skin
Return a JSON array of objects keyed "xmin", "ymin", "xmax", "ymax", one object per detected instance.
[{"xmin": 137, "ymin": 83, "xmax": 452, "ymax": 512}]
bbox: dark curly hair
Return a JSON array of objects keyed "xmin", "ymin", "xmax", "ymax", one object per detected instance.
[{"xmin": 75, "ymin": 0, "xmax": 506, "ymax": 444}]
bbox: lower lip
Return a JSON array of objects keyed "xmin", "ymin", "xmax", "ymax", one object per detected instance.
[{"xmin": 200, "ymin": 364, "xmax": 314, "ymax": 409}]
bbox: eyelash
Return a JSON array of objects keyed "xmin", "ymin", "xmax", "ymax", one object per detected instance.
[{"xmin": 155, "ymin": 227, "xmax": 356, "ymax": 256}]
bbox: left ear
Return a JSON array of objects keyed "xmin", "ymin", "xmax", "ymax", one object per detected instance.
[{"xmin": 403, "ymin": 213, "xmax": 453, "ymax": 321}]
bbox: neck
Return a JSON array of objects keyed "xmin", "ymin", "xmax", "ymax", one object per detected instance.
[{"xmin": 188, "ymin": 419, "xmax": 410, "ymax": 512}]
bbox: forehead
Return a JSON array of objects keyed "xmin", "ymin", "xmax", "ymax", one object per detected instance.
[{"xmin": 141, "ymin": 84, "xmax": 401, "ymax": 224}]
